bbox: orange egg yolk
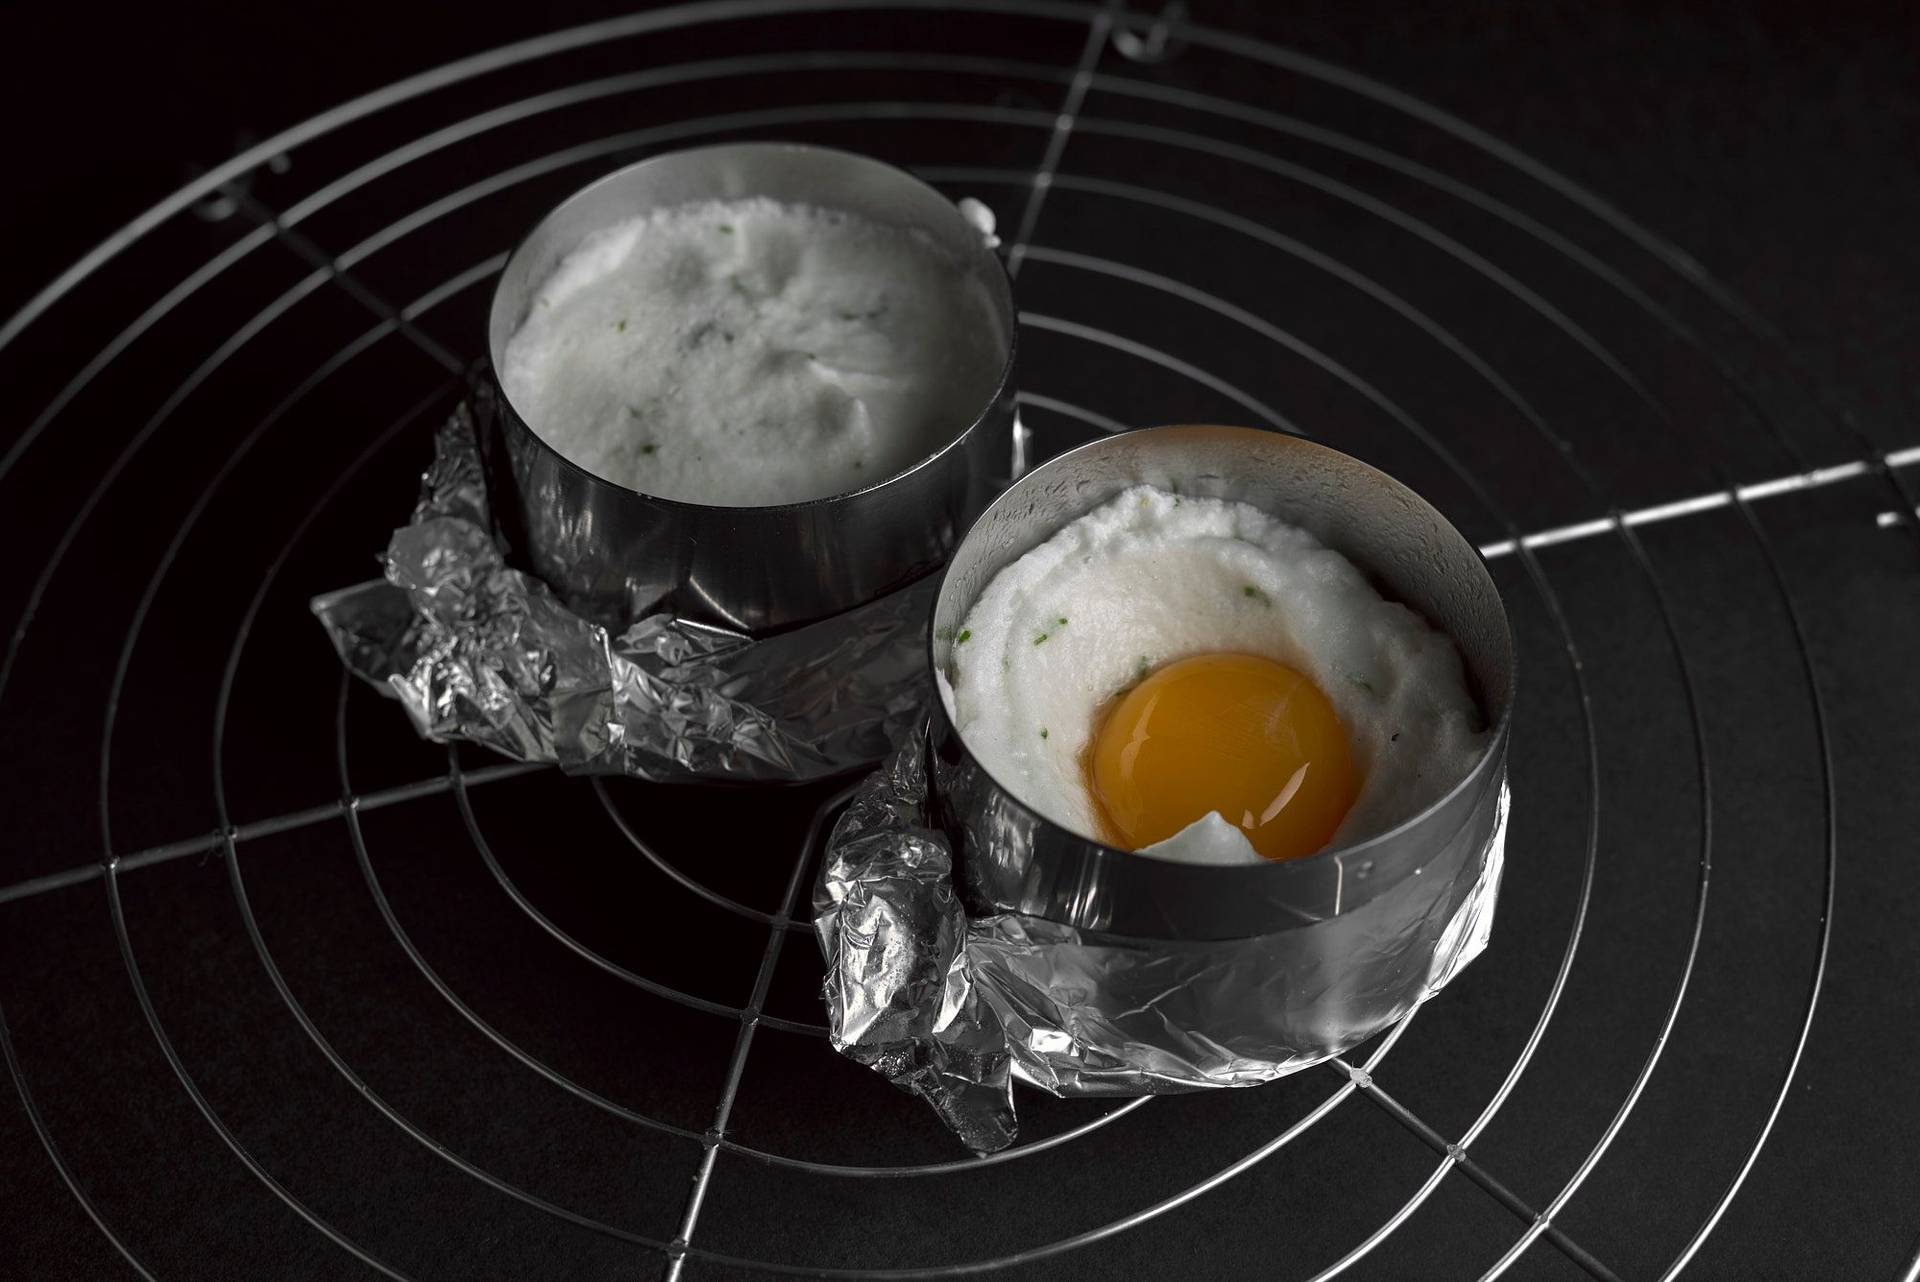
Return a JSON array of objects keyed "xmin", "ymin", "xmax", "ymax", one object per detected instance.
[{"xmin": 1085, "ymin": 652, "xmax": 1360, "ymax": 862}]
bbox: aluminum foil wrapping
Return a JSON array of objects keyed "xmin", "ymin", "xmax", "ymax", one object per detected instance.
[
  {"xmin": 815, "ymin": 718, "xmax": 1508, "ymax": 1154},
  {"xmin": 311, "ymin": 407, "xmax": 931, "ymax": 782}
]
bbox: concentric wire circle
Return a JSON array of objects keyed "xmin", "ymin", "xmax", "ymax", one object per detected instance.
[{"xmin": 2, "ymin": 3, "xmax": 1905, "ymax": 1279}]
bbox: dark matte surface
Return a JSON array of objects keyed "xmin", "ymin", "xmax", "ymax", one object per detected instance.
[{"xmin": 3, "ymin": 2, "xmax": 1917, "ymax": 1280}]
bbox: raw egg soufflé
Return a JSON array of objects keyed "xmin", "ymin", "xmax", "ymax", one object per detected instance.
[{"xmin": 941, "ymin": 484, "xmax": 1488, "ymax": 865}]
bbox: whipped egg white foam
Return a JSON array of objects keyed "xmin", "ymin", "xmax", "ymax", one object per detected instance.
[
  {"xmin": 501, "ymin": 197, "xmax": 1006, "ymax": 507},
  {"xmin": 941, "ymin": 485, "xmax": 1489, "ymax": 865}
]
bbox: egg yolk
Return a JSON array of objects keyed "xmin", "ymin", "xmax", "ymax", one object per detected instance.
[{"xmin": 1085, "ymin": 653, "xmax": 1360, "ymax": 862}]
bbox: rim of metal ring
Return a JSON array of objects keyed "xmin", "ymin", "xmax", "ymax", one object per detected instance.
[{"xmin": 0, "ymin": 2, "xmax": 1892, "ymax": 1278}]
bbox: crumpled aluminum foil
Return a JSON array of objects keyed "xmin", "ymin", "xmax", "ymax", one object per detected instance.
[
  {"xmin": 312, "ymin": 406, "xmax": 931, "ymax": 782},
  {"xmin": 815, "ymin": 718, "xmax": 1508, "ymax": 1154}
]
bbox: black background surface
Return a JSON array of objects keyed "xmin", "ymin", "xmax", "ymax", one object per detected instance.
[
  {"xmin": 2, "ymin": 3, "xmax": 1917, "ymax": 1280},
  {"xmin": 6, "ymin": 1, "xmax": 1916, "ymax": 438}
]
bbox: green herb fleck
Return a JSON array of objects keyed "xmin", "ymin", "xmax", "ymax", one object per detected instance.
[
  {"xmin": 1137, "ymin": 656, "xmax": 1151, "ymax": 679},
  {"xmin": 956, "ymin": 629, "xmax": 972, "ymax": 645},
  {"xmin": 1039, "ymin": 728, "xmax": 1049, "ymax": 740},
  {"xmin": 718, "ymin": 224, "xmax": 734, "ymax": 234},
  {"xmin": 1242, "ymin": 584, "xmax": 1271, "ymax": 605},
  {"xmin": 1033, "ymin": 632, "xmax": 1050, "ymax": 646},
  {"xmin": 1391, "ymin": 732, "xmax": 1401, "ymax": 742},
  {"xmin": 615, "ymin": 318, "xmax": 627, "ymax": 332},
  {"xmin": 1347, "ymin": 675, "xmax": 1377, "ymax": 696},
  {"xmin": 1056, "ymin": 616, "xmax": 1068, "ymax": 627},
  {"xmin": 639, "ymin": 443, "xmax": 657, "ymax": 456}
]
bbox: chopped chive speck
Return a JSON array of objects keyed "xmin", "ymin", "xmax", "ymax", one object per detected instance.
[
  {"xmin": 956, "ymin": 629, "xmax": 972, "ymax": 644},
  {"xmin": 1056, "ymin": 616, "xmax": 1068, "ymax": 627},
  {"xmin": 639, "ymin": 443, "xmax": 657, "ymax": 455},
  {"xmin": 615, "ymin": 318, "xmax": 627, "ymax": 332},
  {"xmin": 1242, "ymin": 585, "xmax": 1271, "ymax": 605},
  {"xmin": 1039, "ymin": 728, "xmax": 1049, "ymax": 739},
  {"xmin": 1033, "ymin": 632, "xmax": 1050, "ymax": 646},
  {"xmin": 1347, "ymin": 675, "xmax": 1377, "ymax": 696},
  {"xmin": 718, "ymin": 224, "xmax": 734, "ymax": 234}
]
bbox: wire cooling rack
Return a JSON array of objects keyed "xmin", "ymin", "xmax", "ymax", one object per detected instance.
[{"xmin": 4, "ymin": 3, "xmax": 1919, "ymax": 1279}]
